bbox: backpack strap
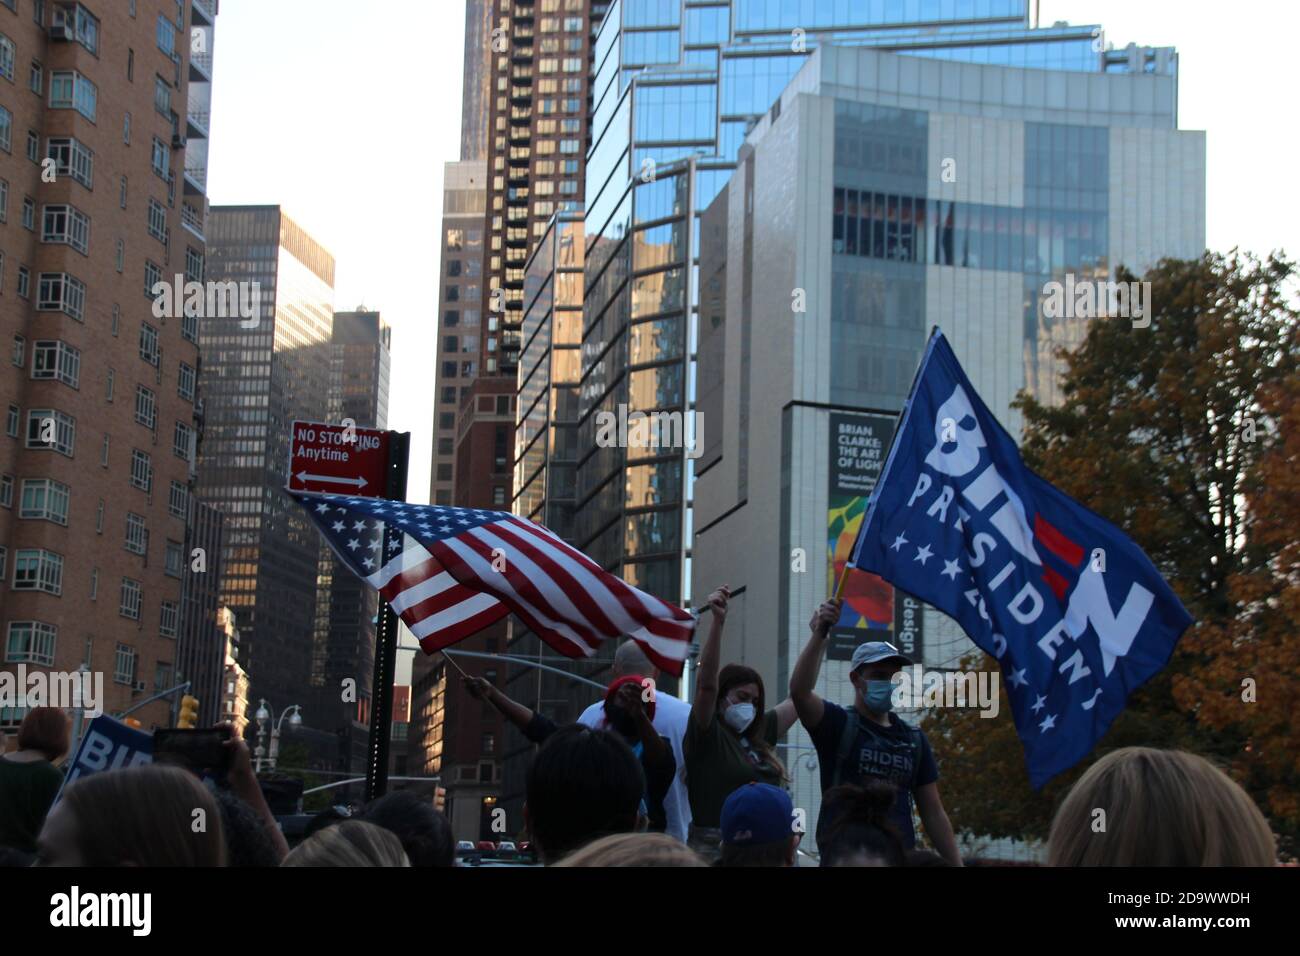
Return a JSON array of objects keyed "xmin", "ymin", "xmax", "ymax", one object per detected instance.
[
  {"xmin": 832, "ymin": 707, "xmax": 859, "ymax": 789},
  {"xmin": 906, "ymin": 723, "xmax": 923, "ymax": 790}
]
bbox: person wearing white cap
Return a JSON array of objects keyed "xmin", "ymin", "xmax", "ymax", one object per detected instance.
[{"xmin": 790, "ymin": 600, "xmax": 963, "ymax": 866}]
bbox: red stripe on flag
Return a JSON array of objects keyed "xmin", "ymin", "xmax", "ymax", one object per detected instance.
[
  {"xmin": 426, "ymin": 536, "xmax": 591, "ymax": 659},
  {"xmin": 458, "ymin": 530, "xmax": 604, "ymax": 652},
  {"xmin": 1034, "ymin": 513, "xmax": 1085, "ymax": 567},
  {"xmin": 1042, "ymin": 565, "xmax": 1071, "ymax": 602},
  {"xmin": 416, "ymin": 603, "xmax": 511, "ymax": 654}
]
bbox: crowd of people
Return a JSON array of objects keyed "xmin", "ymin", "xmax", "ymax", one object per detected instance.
[{"xmin": 0, "ymin": 587, "xmax": 1282, "ymax": 867}]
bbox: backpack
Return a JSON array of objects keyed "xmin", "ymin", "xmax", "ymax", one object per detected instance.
[{"xmin": 830, "ymin": 708, "xmax": 923, "ymax": 791}]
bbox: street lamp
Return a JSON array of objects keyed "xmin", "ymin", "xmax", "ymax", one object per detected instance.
[{"xmin": 254, "ymin": 699, "xmax": 303, "ymax": 773}]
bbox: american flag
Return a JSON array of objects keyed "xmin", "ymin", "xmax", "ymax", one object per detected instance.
[{"xmin": 291, "ymin": 491, "xmax": 697, "ymax": 675}]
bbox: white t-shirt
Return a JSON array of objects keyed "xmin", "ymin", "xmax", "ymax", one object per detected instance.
[{"xmin": 577, "ymin": 690, "xmax": 692, "ymax": 843}]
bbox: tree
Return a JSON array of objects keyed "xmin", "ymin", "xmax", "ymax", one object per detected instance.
[{"xmin": 929, "ymin": 251, "xmax": 1299, "ymax": 855}]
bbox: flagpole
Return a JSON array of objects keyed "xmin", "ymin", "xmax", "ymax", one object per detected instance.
[
  {"xmin": 440, "ymin": 650, "xmax": 471, "ymax": 680},
  {"xmin": 690, "ymin": 584, "xmax": 746, "ymax": 617}
]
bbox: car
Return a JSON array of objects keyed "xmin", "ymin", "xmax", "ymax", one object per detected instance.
[
  {"xmin": 496, "ymin": 841, "xmax": 517, "ymax": 855},
  {"xmin": 475, "ymin": 840, "xmax": 496, "ymax": 854},
  {"xmin": 456, "ymin": 840, "xmax": 476, "ymax": 854}
]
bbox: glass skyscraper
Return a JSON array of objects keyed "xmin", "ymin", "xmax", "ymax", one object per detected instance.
[{"xmin": 577, "ymin": 0, "xmax": 1177, "ymax": 610}]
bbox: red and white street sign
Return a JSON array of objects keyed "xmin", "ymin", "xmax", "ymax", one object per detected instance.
[{"xmin": 287, "ymin": 420, "xmax": 391, "ymax": 497}]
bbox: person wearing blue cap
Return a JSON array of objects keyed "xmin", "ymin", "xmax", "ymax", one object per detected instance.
[
  {"xmin": 716, "ymin": 782, "xmax": 801, "ymax": 867},
  {"xmin": 790, "ymin": 600, "xmax": 962, "ymax": 866}
]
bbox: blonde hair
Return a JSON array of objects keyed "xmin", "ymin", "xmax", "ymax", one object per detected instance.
[
  {"xmin": 282, "ymin": 820, "xmax": 411, "ymax": 867},
  {"xmin": 1048, "ymin": 747, "xmax": 1276, "ymax": 866},
  {"xmin": 553, "ymin": 832, "xmax": 709, "ymax": 867}
]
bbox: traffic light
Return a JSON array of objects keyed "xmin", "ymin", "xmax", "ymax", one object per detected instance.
[
  {"xmin": 177, "ymin": 695, "xmax": 200, "ymax": 729},
  {"xmin": 433, "ymin": 786, "xmax": 447, "ymax": 813}
]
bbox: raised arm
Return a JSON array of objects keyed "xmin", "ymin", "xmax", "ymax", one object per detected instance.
[
  {"xmin": 789, "ymin": 599, "xmax": 840, "ymax": 732},
  {"xmin": 690, "ymin": 585, "xmax": 730, "ymax": 732},
  {"xmin": 464, "ymin": 676, "xmax": 536, "ymax": 735}
]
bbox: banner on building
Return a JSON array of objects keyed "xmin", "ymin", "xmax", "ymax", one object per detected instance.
[{"xmin": 827, "ymin": 412, "xmax": 925, "ymax": 662}]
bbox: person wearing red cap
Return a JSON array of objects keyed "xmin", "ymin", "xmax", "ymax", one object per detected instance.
[{"xmin": 464, "ymin": 674, "xmax": 675, "ymax": 833}]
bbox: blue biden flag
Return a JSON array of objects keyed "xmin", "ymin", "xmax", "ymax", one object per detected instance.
[{"xmin": 850, "ymin": 330, "xmax": 1193, "ymax": 788}]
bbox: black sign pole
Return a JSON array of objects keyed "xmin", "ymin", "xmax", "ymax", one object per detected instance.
[{"xmin": 364, "ymin": 431, "xmax": 410, "ymax": 803}]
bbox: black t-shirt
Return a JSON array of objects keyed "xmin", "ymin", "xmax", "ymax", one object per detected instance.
[
  {"xmin": 808, "ymin": 701, "xmax": 937, "ymax": 847},
  {"xmin": 524, "ymin": 712, "xmax": 675, "ymax": 834}
]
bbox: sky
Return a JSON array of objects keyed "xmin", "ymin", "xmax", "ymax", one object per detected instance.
[{"xmin": 206, "ymin": 1, "xmax": 1297, "ymax": 512}]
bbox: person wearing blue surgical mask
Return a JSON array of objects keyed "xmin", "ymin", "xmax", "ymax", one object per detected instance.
[{"xmin": 789, "ymin": 601, "xmax": 963, "ymax": 865}]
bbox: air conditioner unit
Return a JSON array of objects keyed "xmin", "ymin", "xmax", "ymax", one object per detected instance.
[
  {"xmin": 172, "ymin": 134, "xmax": 187, "ymax": 149},
  {"xmin": 49, "ymin": 21, "xmax": 74, "ymax": 42},
  {"xmin": 133, "ymin": 680, "xmax": 147, "ymax": 693}
]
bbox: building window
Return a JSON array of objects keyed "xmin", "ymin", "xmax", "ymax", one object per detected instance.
[
  {"xmin": 164, "ymin": 540, "xmax": 183, "ymax": 578},
  {"xmin": 139, "ymin": 323, "xmax": 160, "ymax": 365},
  {"xmin": 26, "ymin": 130, "xmax": 39, "ymax": 163},
  {"xmin": 28, "ymin": 59, "xmax": 41, "ymax": 94},
  {"xmin": 156, "ymin": 14, "xmax": 176, "ymax": 57},
  {"xmin": 153, "ymin": 75, "xmax": 170, "ymax": 116},
  {"xmin": 177, "ymin": 362, "xmax": 196, "ymax": 402},
  {"xmin": 114, "ymin": 641, "xmax": 138, "ymax": 681},
  {"xmin": 26, "ymin": 409, "xmax": 75, "ymax": 457},
  {"xmin": 90, "ymin": 567, "xmax": 97, "ymax": 600},
  {"xmin": 181, "ymin": 310, "xmax": 198, "ymax": 344},
  {"xmin": 173, "ymin": 422, "xmax": 194, "ymax": 461},
  {"xmin": 20, "ymin": 479, "xmax": 69, "ymax": 525},
  {"xmin": 119, "ymin": 581, "xmax": 142, "ymax": 622},
  {"xmin": 123, "ymin": 111, "xmax": 130, "ymax": 144},
  {"xmin": 6, "ymin": 405, "xmax": 18, "ymax": 438},
  {"xmin": 46, "ymin": 136, "xmax": 93, "ymax": 189},
  {"xmin": 168, "ymin": 480, "xmax": 188, "ymax": 519},
  {"xmin": 11, "ymin": 334, "xmax": 23, "ymax": 367},
  {"xmin": 0, "ymin": 105, "xmax": 10, "ymax": 152},
  {"xmin": 129, "ymin": 450, "xmax": 152, "ymax": 492},
  {"xmin": 147, "ymin": 198, "xmax": 168, "ymax": 245},
  {"xmin": 31, "ymin": 340, "xmax": 80, "ymax": 388},
  {"xmin": 0, "ymin": 177, "xmax": 7, "ymax": 222},
  {"xmin": 160, "ymin": 601, "xmax": 179, "ymax": 639},
  {"xmin": 17, "ymin": 266, "xmax": 30, "ymax": 298},
  {"xmin": 134, "ymin": 385, "xmax": 157, "ymax": 430},
  {"xmin": 185, "ymin": 246, "xmax": 203, "ymax": 283},
  {"xmin": 36, "ymin": 272, "xmax": 86, "ymax": 321},
  {"xmin": 49, "ymin": 69, "xmax": 97, "ymax": 121},
  {"xmin": 144, "ymin": 261, "xmax": 162, "ymax": 299},
  {"xmin": 6, "ymin": 622, "xmax": 57, "ymax": 666},
  {"xmin": 53, "ymin": 3, "xmax": 100, "ymax": 55},
  {"xmin": 21, "ymin": 196, "xmax": 34, "ymax": 229},
  {"xmin": 124, "ymin": 513, "xmax": 147, "ymax": 555},
  {"xmin": 41, "ymin": 204, "xmax": 90, "ymax": 255},
  {"xmin": 0, "ymin": 474, "xmax": 10, "ymax": 508},
  {"xmin": 13, "ymin": 549, "xmax": 63, "ymax": 594}
]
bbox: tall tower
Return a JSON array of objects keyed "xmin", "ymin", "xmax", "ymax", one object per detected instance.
[{"xmin": 196, "ymin": 205, "xmax": 336, "ymax": 758}]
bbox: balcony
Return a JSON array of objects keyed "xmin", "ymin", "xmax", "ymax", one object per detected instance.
[
  {"xmin": 181, "ymin": 202, "xmax": 206, "ymax": 241},
  {"xmin": 190, "ymin": 52, "xmax": 213, "ymax": 82},
  {"xmin": 187, "ymin": 109, "xmax": 210, "ymax": 137},
  {"xmin": 183, "ymin": 164, "xmax": 207, "ymax": 195},
  {"xmin": 192, "ymin": 0, "xmax": 217, "ymax": 24}
]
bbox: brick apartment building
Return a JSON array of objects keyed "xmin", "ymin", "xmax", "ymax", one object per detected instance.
[{"xmin": 0, "ymin": 0, "xmax": 217, "ymax": 731}]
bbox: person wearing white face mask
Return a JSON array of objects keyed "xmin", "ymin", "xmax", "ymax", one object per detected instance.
[{"xmin": 683, "ymin": 585, "xmax": 800, "ymax": 863}]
